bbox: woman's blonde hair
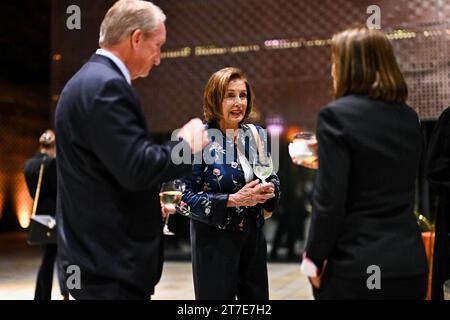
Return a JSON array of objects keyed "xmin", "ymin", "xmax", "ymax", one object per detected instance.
[
  {"xmin": 99, "ymin": 0, "xmax": 166, "ymax": 47},
  {"xmin": 203, "ymin": 67, "xmax": 254, "ymax": 123},
  {"xmin": 331, "ymin": 27, "xmax": 407, "ymax": 103}
]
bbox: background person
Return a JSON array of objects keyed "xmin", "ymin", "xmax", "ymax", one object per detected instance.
[{"xmin": 24, "ymin": 129, "xmax": 68, "ymax": 300}]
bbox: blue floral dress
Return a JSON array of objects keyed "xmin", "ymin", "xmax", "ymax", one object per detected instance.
[{"xmin": 179, "ymin": 122, "xmax": 281, "ymax": 231}]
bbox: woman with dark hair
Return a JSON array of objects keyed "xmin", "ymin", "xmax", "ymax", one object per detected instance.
[
  {"xmin": 299, "ymin": 27, "xmax": 428, "ymax": 299},
  {"xmin": 180, "ymin": 67, "xmax": 281, "ymax": 300}
]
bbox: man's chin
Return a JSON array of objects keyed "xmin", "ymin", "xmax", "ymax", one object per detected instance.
[{"xmin": 135, "ymin": 69, "xmax": 151, "ymax": 79}]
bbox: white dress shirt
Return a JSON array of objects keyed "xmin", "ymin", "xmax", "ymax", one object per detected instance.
[{"xmin": 95, "ymin": 48, "xmax": 131, "ymax": 85}]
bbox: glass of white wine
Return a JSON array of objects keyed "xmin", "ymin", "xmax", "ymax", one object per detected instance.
[
  {"xmin": 252, "ymin": 152, "xmax": 273, "ymax": 182},
  {"xmin": 159, "ymin": 180, "xmax": 185, "ymax": 236},
  {"xmin": 288, "ymin": 132, "xmax": 318, "ymax": 169}
]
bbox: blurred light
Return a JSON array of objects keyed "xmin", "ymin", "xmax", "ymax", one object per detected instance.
[
  {"xmin": 52, "ymin": 94, "xmax": 59, "ymax": 102},
  {"xmin": 266, "ymin": 114, "xmax": 284, "ymax": 135},
  {"xmin": 13, "ymin": 175, "xmax": 32, "ymax": 228},
  {"xmin": 286, "ymin": 125, "xmax": 302, "ymax": 141},
  {"xmin": 0, "ymin": 175, "xmax": 4, "ymax": 220},
  {"xmin": 386, "ymin": 29, "xmax": 416, "ymax": 40},
  {"xmin": 264, "ymin": 38, "xmax": 301, "ymax": 49},
  {"xmin": 161, "ymin": 47, "xmax": 191, "ymax": 59},
  {"xmin": 52, "ymin": 53, "xmax": 62, "ymax": 61},
  {"xmin": 267, "ymin": 124, "xmax": 284, "ymax": 135}
]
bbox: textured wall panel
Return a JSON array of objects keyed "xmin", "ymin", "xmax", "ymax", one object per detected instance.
[{"xmin": 51, "ymin": 0, "xmax": 449, "ymax": 132}]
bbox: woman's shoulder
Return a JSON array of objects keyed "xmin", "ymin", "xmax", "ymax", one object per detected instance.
[
  {"xmin": 241, "ymin": 123, "xmax": 265, "ymax": 131},
  {"xmin": 435, "ymin": 105, "xmax": 450, "ymax": 125},
  {"xmin": 321, "ymin": 94, "xmax": 413, "ymax": 115},
  {"xmin": 324, "ymin": 94, "xmax": 370, "ymax": 109}
]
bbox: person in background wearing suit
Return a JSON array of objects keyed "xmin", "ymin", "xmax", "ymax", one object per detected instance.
[
  {"xmin": 24, "ymin": 129, "xmax": 69, "ymax": 300},
  {"xmin": 298, "ymin": 27, "xmax": 428, "ymax": 299},
  {"xmin": 55, "ymin": 0, "xmax": 207, "ymax": 300}
]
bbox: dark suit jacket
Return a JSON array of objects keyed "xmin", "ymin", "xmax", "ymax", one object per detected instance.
[
  {"xmin": 55, "ymin": 54, "xmax": 191, "ymax": 299},
  {"xmin": 426, "ymin": 106, "xmax": 450, "ymax": 299},
  {"xmin": 306, "ymin": 94, "xmax": 428, "ymax": 279},
  {"xmin": 24, "ymin": 153, "xmax": 57, "ymax": 216}
]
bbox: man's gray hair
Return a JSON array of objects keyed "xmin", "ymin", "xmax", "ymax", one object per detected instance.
[{"xmin": 99, "ymin": 0, "xmax": 166, "ymax": 47}]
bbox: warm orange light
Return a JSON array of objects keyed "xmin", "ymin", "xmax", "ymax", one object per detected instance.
[
  {"xmin": 13, "ymin": 175, "xmax": 33, "ymax": 228},
  {"xmin": 52, "ymin": 53, "xmax": 62, "ymax": 61},
  {"xmin": 0, "ymin": 175, "xmax": 4, "ymax": 220},
  {"xmin": 51, "ymin": 94, "xmax": 59, "ymax": 102},
  {"xmin": 286, "ymin": 125, "xmax": 302, "ymax": 141}
]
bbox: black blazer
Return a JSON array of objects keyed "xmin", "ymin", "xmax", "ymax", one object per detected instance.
[
  {"xmin": 306, "ymin": 94, "xmax": 428, "ymax": 279},
  {"xmin": 55, "ymin": 54, "xmax": 191, "ymax": 299},
  {"xmin": 425, "ymin": 106, "xmax": 450, "ymax": 299},
  {"xmin": 24, "ymin": 153, "xmax": 57, "ymax": 216}
]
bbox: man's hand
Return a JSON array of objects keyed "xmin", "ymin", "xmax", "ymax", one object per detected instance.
[
  {"xmin": 177, "ymin": 118, "xmax": 208, "ymax": 154},
  {"xmin": 160, "ymin": 202, "xmax": 176, "ymax": 220}
]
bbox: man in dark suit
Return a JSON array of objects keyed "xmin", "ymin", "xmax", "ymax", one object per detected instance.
[{"xmin": 55, "ymin": 0, "xmax": 207, "ymax": 299}]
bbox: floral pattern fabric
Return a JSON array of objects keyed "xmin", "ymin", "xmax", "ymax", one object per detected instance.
[{"xmin": 179, "ymin": 122, "xmax": 281, "ymax": 231}]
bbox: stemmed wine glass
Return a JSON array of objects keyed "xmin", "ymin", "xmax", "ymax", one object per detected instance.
[
  {"xmin": 159, "ymin": 180, "xmax": 185, "ymax": 236},
  {"xmin": 252, "ymin": 151, "xmax": 273, "ymax": 182},
  {"xmin": 252, "ymin": 150, "xmax": 274, "ymax": 220}
]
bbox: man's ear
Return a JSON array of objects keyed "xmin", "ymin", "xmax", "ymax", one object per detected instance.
[{"xmin": 130, "ymin": 29, "xmax": 143, "ymax": 49}]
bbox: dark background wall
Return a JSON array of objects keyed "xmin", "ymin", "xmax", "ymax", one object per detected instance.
[
  {"xmin": 50, "ymin": 0, "xmax": 450, "ymax": 131},
  {"xmin": 0, "ymin": 0, "xmax": 449, "ymax": 233},
  {"xmin": 0, "ymin": 1, "xmax": 51, "ymax": 230}
]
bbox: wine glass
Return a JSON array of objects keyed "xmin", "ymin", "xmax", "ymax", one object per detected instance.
[
  {"xmin": 252, "ymin": 151, "xmax": 273, "ymax": 182},
  {"xmin": 159, "ymin": 180, "xmax": 185, "ymax": 236},
  {"xmin": 288, "ymin": 132, "xmax": 318, "ymax": 169}
]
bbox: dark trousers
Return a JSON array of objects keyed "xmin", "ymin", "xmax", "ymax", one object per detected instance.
[
  {"xmin": 190, "ymin": 217, "xmax": 268, "ymax": 300},
  {"xmin": 313, "ymin": 266, "xmax": 427, "ymax": 300},
  {"xmin": 34, "ymin": 244, "xmax": 68, "ymax": 300}
]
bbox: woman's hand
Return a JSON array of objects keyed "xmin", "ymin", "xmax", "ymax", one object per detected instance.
[
  {"xmin": 228, "ymin": 180, "xmax": 275, "ymax": 207},
  {"xmin": 309, "ymin": 275, "xmax": 322, "ymax": 289},
  {"xmin": 291, "ymin": 139, "xmax": 319, "ymax": 169}
]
